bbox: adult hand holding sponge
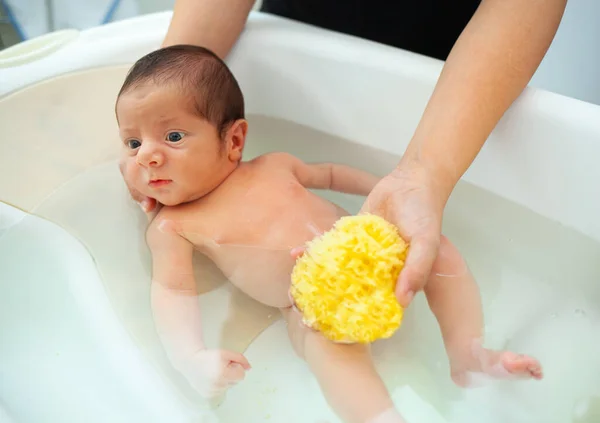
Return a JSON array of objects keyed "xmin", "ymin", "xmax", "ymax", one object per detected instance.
[{"xmin": 290, "ymin": 214, "xmax": 409, "ymax": 344}]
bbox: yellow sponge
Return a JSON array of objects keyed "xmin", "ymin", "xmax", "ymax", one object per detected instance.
[{"xmin": 290, "ymin": 213, "xmax": 408, "ymax": 344}]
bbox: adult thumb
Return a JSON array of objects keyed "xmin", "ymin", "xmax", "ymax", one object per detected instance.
[{"xmin": 396, "ymin": 234, "xmax": 439, "ymax": 307}]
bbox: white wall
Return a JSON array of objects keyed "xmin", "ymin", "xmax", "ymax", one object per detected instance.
[
  {"xmin": 529, "ymin": 0, "xmax": 600, "ymax": 105},
  {"xmin": 134, "ymin": 0, "xmax": 174, "ymax": 15},
  {"xmin": 4, "ymin": 0, "xmax": 139, "ymax": 38}
]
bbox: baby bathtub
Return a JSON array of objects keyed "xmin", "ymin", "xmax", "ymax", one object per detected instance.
[{"xmin": 2, "ymin": 10, "xmax": 600, "ymax": 423}]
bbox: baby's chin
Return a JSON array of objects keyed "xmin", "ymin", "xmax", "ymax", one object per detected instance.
[
  {"xmin": 155, "ymin": 195, "xmax": 188, "ymax": 207},
  {"xmin": 155, "ymin": 191, "xmax": 204, "ymax": 207},
  {"xmin": 159, "ymin": 198, "xmax": 184, "ymax": 207}
]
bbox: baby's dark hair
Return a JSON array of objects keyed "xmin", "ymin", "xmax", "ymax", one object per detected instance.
[{"xmin": 117, "ymin": 44, "xmax": 245, "ymax": 138}]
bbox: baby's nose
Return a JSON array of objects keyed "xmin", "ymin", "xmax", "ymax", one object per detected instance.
[{"xmin": 137, "ymin": 145, "xmax": 164, "ymax": 167}]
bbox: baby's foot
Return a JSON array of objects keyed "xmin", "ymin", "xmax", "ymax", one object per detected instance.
[
  {"xmin": 451, "ymin": 347, "xmax": 543, "ymax": 388},
  {"xmin": 366, "ymin": 408, "xmax": 408, "ymax": 423}
]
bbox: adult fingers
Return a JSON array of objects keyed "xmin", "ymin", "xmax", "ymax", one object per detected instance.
[{"xmin": 396, "ymin": 233, "xmax": 440, "ymax": 307}]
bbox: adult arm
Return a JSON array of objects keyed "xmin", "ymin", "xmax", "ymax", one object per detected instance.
[
  {"xmin": 365, "ymin": 0, "xmax": 567, "ymax": 306},
  {"xmin": 161, "ymin": 0, "xmax": 256, "ymax": 58},
  {"xmin": 402, "ymin": 0, "xmax": 568, "ymax": 202}
]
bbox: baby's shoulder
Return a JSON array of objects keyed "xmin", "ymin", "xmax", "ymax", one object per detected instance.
[
  {"xmin": 145, "ymin": 203, "xmax": 210, "ymax": 246},
  {"xmin": 250, "ymin": 152, "xmax": 305, "ymax": 178},
  {"xmin": 252, "ymin": 152, "xmax": 302, "ymax": 168},
  {"xmin": 145, "ymin": 207, "xmax": 180, "ymax": 240}
]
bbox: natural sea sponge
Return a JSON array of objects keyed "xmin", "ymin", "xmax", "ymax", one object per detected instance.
[{"xmin": 290, "ymin": 214, "xmax": 408, "ymax": 344}]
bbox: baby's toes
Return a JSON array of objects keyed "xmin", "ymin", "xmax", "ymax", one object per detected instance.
[
  {"xmin": 502, "ymin": 352, "xmax": 543, "ymax": 379},
  {"xmin": 530, "ymin": 365, "xmax": 543, "ymax": 379}
]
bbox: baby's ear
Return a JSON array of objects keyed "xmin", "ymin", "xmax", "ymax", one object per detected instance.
[{"xmin": 225, "ymin": 119, "xmax": 248, "ymax": 161}]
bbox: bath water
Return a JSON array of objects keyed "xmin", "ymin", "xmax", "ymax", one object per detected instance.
[
  {"xmin": 213, "ymin": 115, "xmax": 600, "ymax": 423},
  {"xmin": 4, "ymin": 111, "xmax": 599, "ymax": 423}
]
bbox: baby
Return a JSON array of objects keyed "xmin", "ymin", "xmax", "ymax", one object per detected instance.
[{"xmin": 116, "ymin": 45, "xmax": 543, "ymax": 423}]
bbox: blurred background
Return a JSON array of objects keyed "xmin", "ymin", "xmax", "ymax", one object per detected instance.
[{"xmin": 1, "ymin": 0, "xmax": 598, "ymax": 105}]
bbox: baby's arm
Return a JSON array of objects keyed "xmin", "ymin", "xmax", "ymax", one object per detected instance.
[
  {"xmin": 280, "ymin": 153, "xmax": 380, "ymax": 196},
  {"xmin": 146, "ymin": 218, "xmax": 250, "ymax": 397},
  {"xmin": 146, "ymin": 218, "xmax": 204, "ymax": 364}
]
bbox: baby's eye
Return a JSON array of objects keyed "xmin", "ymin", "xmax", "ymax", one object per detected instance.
[
  {"xmin": 127, "ymin": 139, "xmax": 141, "ymax": 149},
  {"xmin": 166, "ymin": 132, "xmax": 185, "ymax": 142}
]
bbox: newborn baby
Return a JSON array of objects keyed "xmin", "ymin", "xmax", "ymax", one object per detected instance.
[{"xmin": 116, "ymin": 45, "xmax": 543, "ymax": 423}]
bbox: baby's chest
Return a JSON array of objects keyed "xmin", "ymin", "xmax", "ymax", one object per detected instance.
[
  {"xmin": 204, "ymin": 201, "xmax": 318, "ymax": 249},
  {"xmin": 207, "ymin": 205, "xmax": 304, "ymax": 247}
]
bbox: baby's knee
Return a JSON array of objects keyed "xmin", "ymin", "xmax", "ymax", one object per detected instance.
[
  {"xmin": 438, "ymin": 234, "xmax": 454, "ymax": 255},
  {"xmin": 281, "ymin": 306, "xmax": 309, "ymax": 359},
  {"xmin": 431, "ymin": 235, "xmax": 468, "ymax": 278}
]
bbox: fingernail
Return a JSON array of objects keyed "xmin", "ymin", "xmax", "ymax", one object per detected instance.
[
  {"xmin": 140, "ymin": 199, "xmax": 149, "ymax": 212},
  {"xmin": 403, "ymin": 290, "xmax": 415, "ymax": 305}
]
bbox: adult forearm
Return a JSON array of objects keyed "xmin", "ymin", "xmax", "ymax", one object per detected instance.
[
  {"xmin": 162, "ymin": 0, "xmax": 256, "ymax": 58},
  {"xmin": 401, "ymin": 0, "xmax": 567, "ymax": 203}
]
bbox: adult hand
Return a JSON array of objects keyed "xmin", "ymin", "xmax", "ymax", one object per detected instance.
[
  {"xmin": 360, "ymin": 162, "xmax": 447, "ymax": 308},
  {"xmin": 290, "ymin": 161, "xmax": 448, "ymax": 309}
]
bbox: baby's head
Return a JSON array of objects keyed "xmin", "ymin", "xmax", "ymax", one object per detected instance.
[{"xmin": 116, "ymin": 45, "xmax": 247, "ymax": 206}]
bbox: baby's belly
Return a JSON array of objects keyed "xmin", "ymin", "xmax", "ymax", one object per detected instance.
[
  {"xmin": 205, "ymin": 246, "xmax": 297, "ymax": 308},
  {"xmin": 201, "ymin": 193, "xmax": 349, "ymax": 308},
  {"xmin": 229, "ymin": 269, "xmax": 293, "ymax": 308}
]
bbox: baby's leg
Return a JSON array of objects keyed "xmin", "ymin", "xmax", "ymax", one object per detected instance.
[
  {"xmin": 280, "ymin": 307, "xmax": 406, "ymax": 423},
  {"xmin": 425, "ymin": 236, "xmax": 543, "ymax": 387}
]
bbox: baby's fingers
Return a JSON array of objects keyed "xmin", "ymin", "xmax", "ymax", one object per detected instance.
[
  {"xmin": 290, "ymin": 245, "xmax": 307, "ymax": 259},
  {"xmin": 290, "ymin": 229, "xmax": 325, "ymax": 259},
  {"xmin": 223, "ymin": 362, "xmax": 247, "ymax": 383},
  {"xmin": 223, "ymin": 351, "xmax": 251, "ymax": 370}
]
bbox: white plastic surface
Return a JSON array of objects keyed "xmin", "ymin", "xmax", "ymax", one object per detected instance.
[
  {"xmin": 529, "ymin": 0, "xmax": 600, "ymax": 105},
  {"xmin": 3, "ymin": 11, "xmax": 599, "ymax": 243},
  {"xmin": 0, "ymin": 203, "xmax": 193, "ymax": 423},
  {"xmin": 2, "ymin": 9, "xmax": 600, "ymax": 423},
  {"xmin": 0, "ymin": 29, "xmax": 80, "ymax": 68}
]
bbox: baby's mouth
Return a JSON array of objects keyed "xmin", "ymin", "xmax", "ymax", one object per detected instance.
[{"xmin": 148, "ymin": 179, "xmax": 172, "ymax": 188}]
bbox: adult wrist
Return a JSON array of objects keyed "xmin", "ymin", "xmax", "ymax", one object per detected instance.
[{"xmin": 395, "ymin": 151, "xmax": 457, "ymax": 212}]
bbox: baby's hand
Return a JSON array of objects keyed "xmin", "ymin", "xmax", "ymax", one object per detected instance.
[
  {"xmin": 118, "ymin": 157, "xmax": 160, "ymax": 220},
  {"xmin": 181, "ymin": 349, "xmax": 251, "ymax": 399},
  {"xmin": 290, "ymin": 245, "xmax": 307, "ymax": 260}
]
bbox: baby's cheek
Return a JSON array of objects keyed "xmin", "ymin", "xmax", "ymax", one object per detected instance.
[
  {"xmin": 122, "ymin": 159, "xmax": 144, "ymax": 190},
  {"xmin": 121, "ymin": 161, "xmax": 135, "ymax": 181}
]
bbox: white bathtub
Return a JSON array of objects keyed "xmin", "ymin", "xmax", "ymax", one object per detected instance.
[{"xmin": 2, "ymin": 10, "xmax": 600, "ymax": 423}]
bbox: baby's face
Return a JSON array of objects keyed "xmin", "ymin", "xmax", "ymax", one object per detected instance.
[{"xmin": 116, "ymin": 84, "xmax": 245, "ymax": 206}]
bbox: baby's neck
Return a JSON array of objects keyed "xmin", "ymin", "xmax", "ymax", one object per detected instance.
[{"xmin": 192, "ymin": 159, "xmax": 243, "ymax": 201}]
